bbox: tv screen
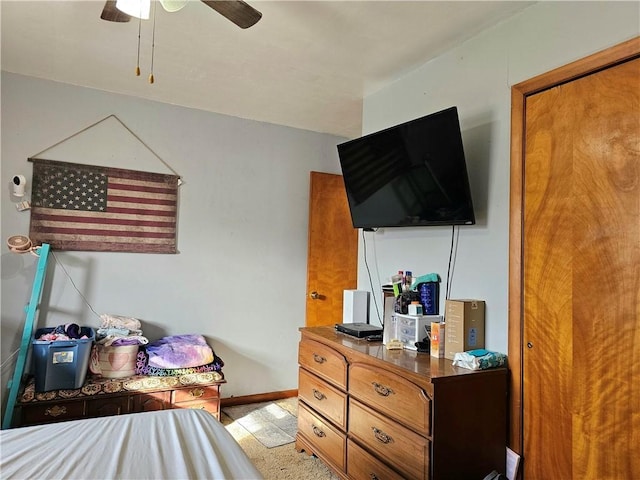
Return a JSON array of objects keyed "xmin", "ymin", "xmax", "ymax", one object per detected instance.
[{"xmin": 337, "ymin": 106, "xmax": 475, "ymax": 229}]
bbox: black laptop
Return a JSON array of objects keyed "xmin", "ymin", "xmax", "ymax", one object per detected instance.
[{"xmin": 335, "ymin": 322, "xmax": 383, "ymax": 338}]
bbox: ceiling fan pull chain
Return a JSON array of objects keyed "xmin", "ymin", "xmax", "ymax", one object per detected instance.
[
  {"xmin": 149, "ymin": 0, "xmax": 156, "ymax": 84},
  {"xmin": 135, "ymin": 14, "xmax": 141, "ymax": 76}
]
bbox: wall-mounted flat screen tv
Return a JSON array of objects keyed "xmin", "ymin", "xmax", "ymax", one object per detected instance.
[{"xmin": 337, "ymin": 106, "xmax": 475, "ymax": 229}]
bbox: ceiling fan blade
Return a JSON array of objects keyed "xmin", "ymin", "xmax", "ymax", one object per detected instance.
[
  {"xmin": 100, "ymin": 0, "xmax": 132, "ymax": 22},
  {"xmin": 201, "ymin": 1, "xmax": 262, "ymax": 29}
]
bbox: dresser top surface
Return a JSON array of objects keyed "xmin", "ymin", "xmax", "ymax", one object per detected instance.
[{"xmin": 300, "ymin": 326, "xmax": 505, "ymax": 382}]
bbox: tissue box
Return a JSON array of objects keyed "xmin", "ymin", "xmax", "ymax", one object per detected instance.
[{"xmin": 444, "ymin": 300, "xmax": 485, "ymax": 360}]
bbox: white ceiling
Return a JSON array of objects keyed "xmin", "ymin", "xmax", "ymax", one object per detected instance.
[{"xmin": 1, "ymin": 1, "xmax": 534, "ymax": 138}]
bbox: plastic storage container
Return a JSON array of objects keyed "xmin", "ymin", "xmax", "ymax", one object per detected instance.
[
  {"xmin": 394, "ymin": 313, "xmax": 442, "ymax": 350},
  {"xmin": 32, "ymin": 327, "xmax": 95, "ymax": 392}
]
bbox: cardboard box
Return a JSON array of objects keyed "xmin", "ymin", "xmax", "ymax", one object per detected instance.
[
  {"xmin": 430, "ymin": 321, "xmax": 445, "ymax": 358},
  {"xmin": 444, "ymin": 299, "xmax": 485, "ymax": 360}
]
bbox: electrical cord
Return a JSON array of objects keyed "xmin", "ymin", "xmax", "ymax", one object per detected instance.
[
  {"xmin": 361, "ymin": 225, "xmax": 461, "ymax": 324},
  {"xmin": 0, "ymin": 348, "xmax": 20, "ymax": 370},
  {"xmin": 445, "ymin": 225, "xmax": 460, "ymax": 300},
  {"xmin": 362, "ymin": 229, "xmax": 383, "ymax": 327},
  {"xmin": 1, "ymin": 249, "xmax": 101, "ymax": 372},
  {"xmin": 50, "ymin": 251, "xmax": 102, "ymax": 321}
]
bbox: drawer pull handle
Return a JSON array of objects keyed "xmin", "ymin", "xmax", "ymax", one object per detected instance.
[
  {"xmin": 372, "ymin": 427, "xmax": 393, "ymax": 444},
  {"xmin": 312, "ymin": 425, "xmax": 326, "ymax": 438},
  {"xmin": 45, "ymin": 405, "xmax": 67, "ymax": 417},
  {"xmin": 370, "ymin": 475, "xmax": 380, "ymax": 480},
  {"xmin": 372, "ymin": 382, "xmax": 394, "ymax": 397},
  {"xmin": 189, "ymin": 388, "xmax": 205, "ymax": 398},
  {"xmin": 312, "ymin": 389, "xmax": 326, "ymax": 401},
  {"xmin": 313, "ymin": 354, "xmax": 326, "ymax": 364}
]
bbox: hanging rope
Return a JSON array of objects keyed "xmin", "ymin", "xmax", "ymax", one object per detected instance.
[{"xmin": 28, "ymin": 115, "xmax": 181, "ymax": 180}]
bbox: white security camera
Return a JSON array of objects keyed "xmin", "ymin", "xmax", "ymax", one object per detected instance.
[{"xmin": 12, "ymin": 175, "xmax": 26, "ymax": 197}]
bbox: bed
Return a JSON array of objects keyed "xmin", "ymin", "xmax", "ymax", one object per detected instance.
[{"xmin": 0, "ymin": 408, "xmax": 263, "ymax": 479}]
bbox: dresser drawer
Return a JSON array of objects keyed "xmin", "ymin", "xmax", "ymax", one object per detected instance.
[
  {"xmin": 173, "ymin": 385, "xmax": 220, "ymax": 403},
  {"xmin": 21, "ymin": 400, "xmax": 86, "ymax": 425},
  {"xmin": 298, "ymin": 401, "xmax": 346, "ymax": 471},
  {"xmin": 298, "ymin": 368, "xmax": 347, "ymax": 430},
  {"xmin": 131, "ymin": 391, "xmax": 171, "ymax": 412},
  {"xmin": 173, "ymin": 398, "xmax": 220, "ymax": 418},
  {"xmin": 347, "ymin": 439, "xmax": 405, "ymax": 480},
  {"xmin": 349, "ymin": 362, "xmax": 431, "ymax": 435},
  {"xmin": 397, "ymin": 318, "xmax": 417, "ymax": 339},
  {"xmin": 86, "ymin": 396, "xmax": 130, "ymax": 417},
  {"xmin": 299, "ymin": 339, "xmax": 347, "ymax": 390},
  {"xmin": 349, "ymin": 398, "xmax": 430, "ymax": 480}
]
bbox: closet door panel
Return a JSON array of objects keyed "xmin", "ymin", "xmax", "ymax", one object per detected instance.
[
  {"xmin": 523, "ymin": 83, "xmax": 574, "ymax": 480},
  {"xmin": 523, "ymin": 57, "xmax": 639, "ymax": 479},
  {"xmin": 568, "ymin": 57, "xmax": 639, "ymax": 479}
]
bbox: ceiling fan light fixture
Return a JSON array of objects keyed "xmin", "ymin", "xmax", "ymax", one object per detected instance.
[
  {"xmin": 159, "ymin": 0, "xmax": 188, "ymax": 13},
  {"xmin": 116, "ymin": 0, "xmax": 150, "ymax": 19}
]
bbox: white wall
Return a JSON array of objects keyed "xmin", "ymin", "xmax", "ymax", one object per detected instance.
[
  {"xmin": 1, "ymin": 73, "xmax": 345, "ymax": 411},
  {"xmin": 360, "ymin": 2, "xmax": 639, "ymax": 352},
  {"xmin": 2, "ymin": 2, "xmax": 638, "ymax": 416}
]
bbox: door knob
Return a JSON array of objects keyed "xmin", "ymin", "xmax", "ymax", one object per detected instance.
[{"xmin": 309, "ymin": 291, "xmax": 320, "ymax": 300}]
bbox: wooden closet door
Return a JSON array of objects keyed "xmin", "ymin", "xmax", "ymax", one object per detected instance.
[{"xmin": 522, "ymin": 56, "xmax": 639, "ymax": 478}]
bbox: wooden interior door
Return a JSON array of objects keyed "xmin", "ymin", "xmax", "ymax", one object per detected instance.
[
  {"xmin": 306, "ymin": 172, "xmax": 358, "ymax": 327},
  {"xmin": 510, "ymin": 38, "xmax": 639, "ymax": 479}
]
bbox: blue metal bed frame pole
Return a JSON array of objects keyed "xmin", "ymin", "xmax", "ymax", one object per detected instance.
[{"xmin": 2, "ymin": 243, "xmax": 51, "ymax": 429}]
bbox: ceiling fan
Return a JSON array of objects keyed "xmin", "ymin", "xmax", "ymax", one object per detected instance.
[{"xmin": 100, "ymin": 0, "xmax": 262, "ymax": 29}]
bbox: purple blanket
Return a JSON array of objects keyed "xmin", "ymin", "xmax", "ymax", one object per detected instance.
[{"xmin": 145, "ymin": 334, "xmax": 214, "ymax": 369}]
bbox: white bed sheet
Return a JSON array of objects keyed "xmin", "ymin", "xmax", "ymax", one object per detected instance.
[{"xmin": 0, "ymin": 408, "xmax": 263, "ymax": 480}]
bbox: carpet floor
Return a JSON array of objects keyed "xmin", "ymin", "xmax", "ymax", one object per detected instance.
[{"xmin": 222, "ymin": 398, "xmax": 340, "ymax": 480}]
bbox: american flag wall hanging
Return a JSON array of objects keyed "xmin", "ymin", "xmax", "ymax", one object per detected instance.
[{"xmin": 29, "ymin": 159, "xmax": 179, "ymax": 253}]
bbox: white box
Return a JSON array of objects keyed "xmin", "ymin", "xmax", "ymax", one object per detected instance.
[
  {"xmin": 382, "ymin": 293, "xmax": 397, "ymax": 345},
  {"xmin": 394, "ymin": 313, "xmax": 443, "ymax": 350},
  {"xmin": 383, "ymin": 313, "xmax": 398, "ymax": 345},
  {"xmin": 382, "ymin": 292, "xmax": 395, "ymax": 327},
  {"xmin": 343, "ymin": 290, "xmax": 370, "ymax": 324}
]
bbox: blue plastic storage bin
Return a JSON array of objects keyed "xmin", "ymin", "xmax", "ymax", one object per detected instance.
[{"xmin": 32, "ymin": 327, "xmax": 95, "ymax": 392}]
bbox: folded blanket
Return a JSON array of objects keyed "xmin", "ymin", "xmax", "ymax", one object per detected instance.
[
  {"xmin": 135, "ymin": 349, "xmax": 224, "ymax": 377},
  {"xmin": 144, "ymin": 334, "xmax": 215, "ymax": 369},
  {"xmin": 99, "ymin": 314, "xmax": 142, "ymax": 332},
  {"xmin": 97, "ymin": 314, "xmax": 148, "ymax": 346}
]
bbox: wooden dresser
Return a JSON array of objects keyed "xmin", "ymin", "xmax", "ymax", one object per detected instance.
[
  {"xmin": 296, "ymin": 326, "xmax": 507, "ymax": 480},
  {"xmin": 16, "ymin": 372, "xmax": 225, "ymax": 427}
]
